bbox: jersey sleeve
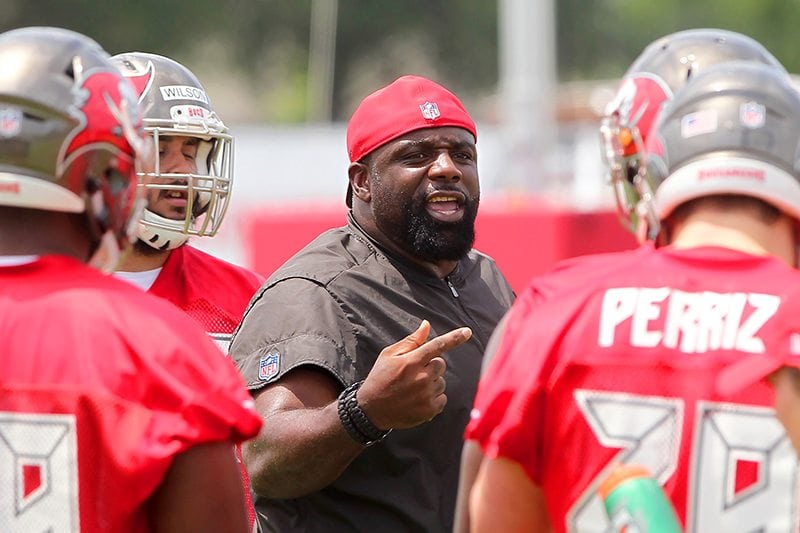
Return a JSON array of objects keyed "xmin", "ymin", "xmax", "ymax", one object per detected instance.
[
  {"xmin": 465, "ymin": 283, "xmax": 555, "ymax": 484},
  {"xmin": 230, "ymin": 277, "xmax": 356, "ymax": 390},
  {"xmin": 131, "ymin": 307, "xmax": 264, "ymax": 452},
  {"xmin": 108, "ymin": 306, "xmax": 264, "ymax": 512},
  {"xmin": 15, "ymin": 280, "xmax": 266, "ymax": 504},
  {"xmin": 466, "ymin": 284, "xmax": 537, "ymax": 440}
]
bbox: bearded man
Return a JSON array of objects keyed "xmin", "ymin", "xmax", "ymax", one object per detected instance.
[{"xmin": 229, "ymin": 75, "xmax": 515, "ymax": 533}]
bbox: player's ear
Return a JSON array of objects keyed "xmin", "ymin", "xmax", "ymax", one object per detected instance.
[{"xmin": 349, "ymin": 161, "xmax": 371, "ymax": 204}]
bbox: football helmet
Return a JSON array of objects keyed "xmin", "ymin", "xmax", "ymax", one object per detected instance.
[
  {"xmin": 600, "ymin": 28, "xmax": 786, "ymax": 235},
  {"xmin": 0, "ymin": 26, "xmax": 148, "ymax": 268},
  {"xmin": 642, "ymin": 61, "xmax": 800, "ymax": 238},
  {"xmin": 111, "ymin": 52, "xmax": 233, "ymax": 251}
]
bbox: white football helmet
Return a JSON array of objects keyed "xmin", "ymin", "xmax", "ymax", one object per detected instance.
[{"xmin": 112, "ymin": 52, "xmax": 233, "ymax": 250}]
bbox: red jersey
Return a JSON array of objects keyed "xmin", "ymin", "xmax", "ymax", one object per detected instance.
[
  {"xmin": 147, "ymin": 244, "xmax": 264, "ymax": 528},
  {"xmin": 149, "ymin": 245, "xmax": 264, "ymax": 352},
  {"xmin": 0, "ymin": 255, "xmax": 262, "ymax": 532},
  {"xmin": 468, "ymin": 244, "xmax": 800, "ymax": 532}
]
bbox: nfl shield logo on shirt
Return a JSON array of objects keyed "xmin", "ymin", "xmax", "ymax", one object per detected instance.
[
  {"xmin": 258, "ymin": 351, "xmax": 280, "ymax": 381},
  {"xmin": 419, "ymin": 101, "xmax": 441, "ymax": 120}
]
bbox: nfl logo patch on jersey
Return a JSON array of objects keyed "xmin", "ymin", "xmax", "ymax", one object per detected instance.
[
  {"xmin": 419, "ymin": 101, "xmax": 441, "ymax": 120},
  {"xmin": 258, "ymin": 351, "xmax": 280, "ymax": 381}
]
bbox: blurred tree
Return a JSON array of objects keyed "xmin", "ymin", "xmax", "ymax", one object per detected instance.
[
  {"xmin": 332, "ymin": 0, "xmax": 499, "ymax": 119},
  {"xmin": 2, "ymin": 0, "xmax": 798, "ymax": 123}
]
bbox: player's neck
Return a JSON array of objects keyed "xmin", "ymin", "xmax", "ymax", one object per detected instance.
[
  {"xmin": 117, "ymin": 243, "xmax": 172, "ymax": 272},
  {"xmin": 0, "ymin": 208, "xmax": 91, "ymax": 260},
  {"xmin": 668, "ymin": 210, "xmax": 796, "ymax": 267}
]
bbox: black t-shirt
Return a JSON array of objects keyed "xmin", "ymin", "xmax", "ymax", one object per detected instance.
[{"xmin": 231, "ymin": 214, "xmax": 515, "ymax": 533}]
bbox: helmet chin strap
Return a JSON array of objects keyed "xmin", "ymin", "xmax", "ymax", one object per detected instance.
[{"xmin": 137, "ymin": 209, "xmax": 191, "ymax": 251}]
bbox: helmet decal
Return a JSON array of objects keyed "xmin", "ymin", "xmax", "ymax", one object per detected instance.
[
  {"xmin": 679, "ymin": 109, "xmax": 718, "ymax": 139},
  {"xmin": 125, "ymin": 60, "xmax": 155, "ymax": 104},
  {"xmin": 0, "ymin": 107, "xmax": 22, "ymax": 138},
  {"xmin": 159, "ymin": 84, "xmax": 209, "ymax": 104},
  {"xmin": 607, "ymin": 74, "xmax": 671, "ymax": 157},
  {"xmin": 60, "ymin": 69, "xmax": 139, "ymax": 175},
  {"xmin": 740, "ymin": 101, "xmax": 766, "ymax": 129}
]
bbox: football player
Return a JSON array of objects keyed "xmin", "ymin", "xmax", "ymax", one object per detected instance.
[
  {"xmin": 111, "ymin": 52, "xmax": 266, "ymax": 529},
  {"xmin": 111, "ymin": 52, "xmax": 263, "ymax": 354},
  {"xmin": 453, "ymin": 28, "xmax": 790, "ymax": 533},
  {"xmin": 0, "ymin": 27, "xmax": 261, "ymax": 532},
  {"xmin": 469, "ymin": 60, "xmax": 800, "ymax": 531}
]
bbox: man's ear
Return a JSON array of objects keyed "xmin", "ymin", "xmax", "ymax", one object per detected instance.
[{"xmin": 348, "ymin": 161, "xmax": 371, "ymax": 204}]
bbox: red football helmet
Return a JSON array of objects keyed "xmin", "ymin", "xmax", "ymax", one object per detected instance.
[
  {"xmin": 0, "ymin": 26, "xmax": 150, "ymax": 268},
  {"xmin": 600, "ymin": 28, "xmax": 786, "ymax": 238}
]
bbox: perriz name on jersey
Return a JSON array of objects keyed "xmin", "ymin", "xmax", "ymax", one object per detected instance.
[{"xmin": 598, "ymin": 288, "xmax": 780, "ymax": 354}]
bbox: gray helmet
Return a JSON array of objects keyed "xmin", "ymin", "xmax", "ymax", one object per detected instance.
[
  {"xmin": 600, "ymin": 29, "xmax": 787, "ymax": 235},
  {"xmin": 0, "ymin": 27, "xmax": 146, "ymax": 256},
  {"xmin": 111, "ymin": 52, "xmax": 233, "ymax": 250},
  {"xmin": 642, "ymin": 61, "xmax": 800, "ymax": 238}
]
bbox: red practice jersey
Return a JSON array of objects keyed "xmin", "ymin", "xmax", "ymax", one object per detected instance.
[
  {"xmin": 147, "ymin": 244, "xmax": 264, "ymax": 528},
  {"xmin": 0, "ymin": 255, "xmax": 262, "ymax": 532},
  {"xmin": 468, "ymin": 244, "xmax": 800, "ymax": 532},
  {"xmin": 149, "ymin": 245, "xmax": 264, "ymax": 352}
]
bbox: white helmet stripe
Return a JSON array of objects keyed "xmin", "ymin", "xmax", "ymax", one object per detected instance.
[
  {"xmin": 656, "ymin": 156, "xmax": 800, "ymax": 222},
  {"xmin": 0, "ymin": 172, "xmax": 84, "ymax": 212}
]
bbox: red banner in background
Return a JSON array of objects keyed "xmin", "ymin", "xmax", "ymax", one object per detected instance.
[{"xmin": 243, "ymin": 196, "xmax": 637, "ymax": 293}]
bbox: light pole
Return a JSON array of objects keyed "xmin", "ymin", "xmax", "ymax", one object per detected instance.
[
  {"xmin": 498, "ymin": 0, "xmax": 557, "ymax": 193},
  {"xmin": 307, "ymin": 0, "xmax": 338, "ymax": 122}
]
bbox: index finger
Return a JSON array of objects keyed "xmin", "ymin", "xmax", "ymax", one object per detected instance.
[{"xmin": 412, "ymin": 327, "xmax": 473, "ymax": 363}]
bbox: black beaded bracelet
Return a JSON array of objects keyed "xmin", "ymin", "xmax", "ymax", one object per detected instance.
[{"xmin": 337, "ymin": 380, "xmax": 392, "ymax": 446}]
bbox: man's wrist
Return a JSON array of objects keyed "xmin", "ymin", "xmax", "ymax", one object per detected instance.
[{"xmin": 337, "ymin": 380, "xmax": 392, "ymax": 446}]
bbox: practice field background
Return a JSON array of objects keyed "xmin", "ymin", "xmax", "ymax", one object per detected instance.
[
  {"xmin": 4, "ymin": 0, "xmax": 797, "ymax": 289},
  {"xmin": 198, "ymin": 122, "xmax": 635, "ymax": 293}
]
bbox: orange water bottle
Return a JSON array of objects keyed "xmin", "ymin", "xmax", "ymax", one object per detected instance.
[{"xmin": 598, "ymin": 464, "xmax": 683, "ymax": 533}]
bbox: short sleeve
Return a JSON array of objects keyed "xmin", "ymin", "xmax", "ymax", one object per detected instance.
[
  {"xmin": 143, "ymin": 342, "xmax": 263, "ymax": 447},
  {"xmin": 466, "ymin": 284, "xmax": 538, "ymax": 438},
  {"xmin": 112, "ymin": 296, "xmax": 264, "ymax": 466},
  {"xmin": 465, "ymin": 284, "xmax": 551, "ymax": 484},
  {"xmin": 128, "ymin": 313, "xmax": 264, "ymax": 449},
  {"xmin": 230, "ymin": 278, "xmax": 356, "ymax": 390}
]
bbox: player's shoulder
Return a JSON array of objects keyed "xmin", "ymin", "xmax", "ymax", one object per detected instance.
[
  {"xmin": 97, "ymin": 270, "xmax": 215, "ymax": 333},
  {"xmin": 553, "ymin": 245, "xmax": 648, "ymax": 276},
  {"xmin": 15, "ymin": 257, "xmax": 215, "ymax": 347},
  {"xmin": 520, "ymin": 246, "xmax": 650, "ymax": 301},
  {"xmin": 108, "ymin": 282, "xmax": 230, "ymax": 365}
]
